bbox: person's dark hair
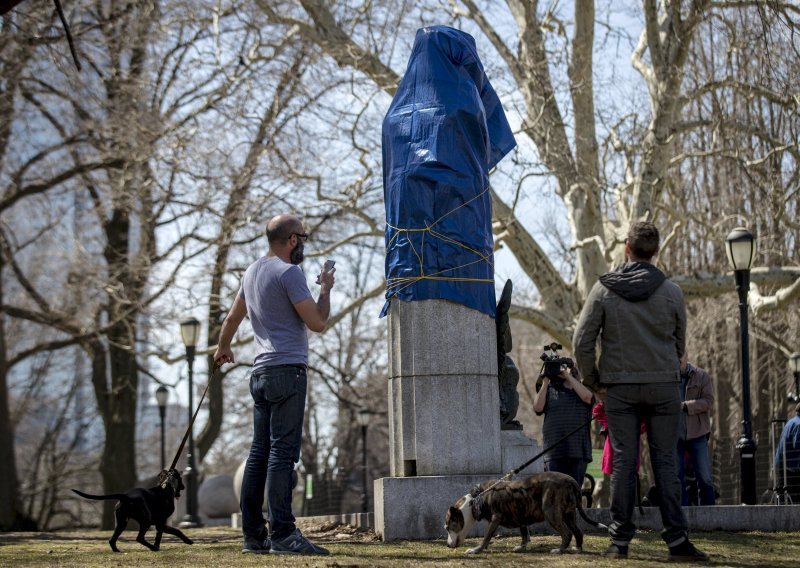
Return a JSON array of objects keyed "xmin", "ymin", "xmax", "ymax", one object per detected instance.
[
  {"xmin": 266, "ymin": 217, "xmax": 299, "ymax": 245},
  {"xmin": 795, "ymin": 401, "xmax": 800, "ymax": 416},
  {"xmin": 627, "ymin": 221, "xmax": 660, "ymax": 260}
]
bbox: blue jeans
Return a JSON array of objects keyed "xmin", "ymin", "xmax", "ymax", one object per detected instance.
[
  {"xmin": 241, "ymin": 366, "xmax": 307, "ymax": 542},
  {"xmin": 605, "ymin": 383, "xmax": 688, "ymax": 547},
  {"xmin": 677, "ymin": 435, "xmax": 715, "ymax": 505},
  {"xmin": 546, "ymin": 458, "xmax": 588, "ymax": 487}
]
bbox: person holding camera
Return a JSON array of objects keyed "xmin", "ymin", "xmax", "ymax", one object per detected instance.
[
  {"xmin": 533, "ymin": 361, "xmax": 594, "ymax": 486},
  {"xmin": 572, "ymin": 221, "xmax": 707, "ymax": 562}
]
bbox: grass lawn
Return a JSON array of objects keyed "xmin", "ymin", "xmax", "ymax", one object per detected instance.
[{"xmin": 1, "ymin": 522, "xmax": 798, "ymax": 567}]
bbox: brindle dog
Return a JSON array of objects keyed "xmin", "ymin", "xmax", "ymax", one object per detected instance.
[
  {"xmin": 444, "ymin": 471, "xmax": 606, "ymax": 554},
  {"xmin": 72, "ymin": 468, "xmax": 193, "ymax": 553}
]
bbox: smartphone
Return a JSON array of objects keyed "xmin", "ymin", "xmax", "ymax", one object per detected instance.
[{"xmin": 316, "ymin": 259, "xmax": 335, "ymax": 284}]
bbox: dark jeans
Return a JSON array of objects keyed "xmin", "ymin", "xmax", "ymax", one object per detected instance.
[
  {"xmin": 606, "ymin": 383, "xmax": 688, "ymax": 547},
  {"xmin": 241, "ymin": 366, "xmax": 307, "ymax": 542},
  {"xmin": 546, "ymin": 458, "xmax": 588, "ymax": 487},
  {"xmin": 677, "ymin": 435, "xmax": 715, "ymax": 505},
  {"xmin": 787, "ymin": 471, "xmax": 800, "ymax": 502}
]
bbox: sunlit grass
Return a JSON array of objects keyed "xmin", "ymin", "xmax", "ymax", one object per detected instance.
[{"xmin": 1, "ymin": 526, "xmax": 798, "ymax": 566}]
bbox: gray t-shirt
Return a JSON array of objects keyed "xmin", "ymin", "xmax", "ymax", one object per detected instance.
[{"xmin": 239, "ymin": 256, "xmax": 312, "ymax": 370}]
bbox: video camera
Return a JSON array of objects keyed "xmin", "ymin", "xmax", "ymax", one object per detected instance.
[{"xmin": 539, "ymin": 342, "xmax": 574, "ymax": 380}]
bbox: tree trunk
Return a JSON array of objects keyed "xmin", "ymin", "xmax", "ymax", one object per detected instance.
[
  {"xmin": 98, "ymin": 204, "xmax": 140, "ymax": 529},
  {"xmin": 0, "ymin": 254, "xmax": 24, "ymax": 530},
  {"xmin": 98, "ymin": 322, "xmax": 139, "ymax": 528}
]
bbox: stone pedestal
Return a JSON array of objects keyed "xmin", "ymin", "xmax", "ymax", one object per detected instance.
[
  {"xmin": 376, "ymin": 299, "xmax": 543, "ymax": 540},
  {"xmin": 500, "ymin": 429, "xmax": 544, "ymax": 477},
  {"xmin": 375, "ymin": 428, "xmax": 543, "ymax": 541},
  {"xmin": 387, "ymin": 299, "xmax": 501, "ymax": 476},
  {"xmin": 375, "ymin": 475, "xmax": 495, "ymax": 541}
]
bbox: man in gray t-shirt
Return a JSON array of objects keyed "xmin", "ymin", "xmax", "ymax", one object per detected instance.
[
  {"xmin": 214, "ymin": 214, "xmax": 334, "ymax": 556},
  {"xmin": 240, "ymin": 256, "xmax": 312, "ymax": 370}
]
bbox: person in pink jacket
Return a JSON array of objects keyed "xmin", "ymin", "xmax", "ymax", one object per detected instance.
[
  {"xmin": 593, "ymin": 390, "xmax": 645, "ymax": 476},
  {"xmin": 677, "ymin": 353, "xmax": 716, "ymax": 505}
]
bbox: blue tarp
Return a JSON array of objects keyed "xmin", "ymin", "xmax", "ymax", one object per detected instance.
[{"xmin": 381, "ymin": 25, "xmax": 516, "ymax": 318}]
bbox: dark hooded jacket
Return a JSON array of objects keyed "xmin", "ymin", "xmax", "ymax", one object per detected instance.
[{"xmin": 572, "ymin": 262, "xmax": 686, "ymax": 389}]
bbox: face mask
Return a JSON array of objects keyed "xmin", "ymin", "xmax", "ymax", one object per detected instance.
[{"xmin": 290, "ymin": 240, "xmax": 304, "ymax": 265}]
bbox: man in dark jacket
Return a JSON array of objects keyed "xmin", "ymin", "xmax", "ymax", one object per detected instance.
[
  {"xmin": 775, "ymin": 402, "xmax": 800, "ymax": 502},
  {"xmin": 573, "ymin": 221, "xmax": 707, "ymax": 562},
  {"xmin": 677, "ymin": 354, "xmax": 716, "ymax": 505}
]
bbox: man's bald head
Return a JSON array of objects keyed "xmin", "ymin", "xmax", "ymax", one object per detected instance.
[{"xmin": 266, "ymin": 214, "xmax": 303, "ymax": 246}]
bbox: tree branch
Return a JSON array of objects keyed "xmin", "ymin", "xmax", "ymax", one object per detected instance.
[
  {"xmin": 671, "ymin": 267, "xmax": 800, "ymax": 300},
  {"xmin": 491, "ymin": 187, "xmax": 579, "ymax": 320},
  {"xmin": 0, "ymin": 159, "xmax": 124, "ymax": 214},
  {"xmin": 509, "ymin": 303, "xmax": 573, "ymax": 349},
  {"xmin": 750, "ymin": 274, "xmax": 800, "ymax": 313},
  {"xmin": 256, "ymin": 0, "xmax": 400, "ymax": 93}
]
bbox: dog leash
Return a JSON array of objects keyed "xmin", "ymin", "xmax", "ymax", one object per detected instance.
[
  {"xmin": 167, "ymin": 359, "xmax": 223, "ymax": 473},
  {"xmin": 476, "ymin": 413, "xmax": 596, "ymax": 497}
]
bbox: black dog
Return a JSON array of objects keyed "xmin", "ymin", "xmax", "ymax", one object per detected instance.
[{"xmin": 72, "ymin": 468, "xmax": 193, "ymax": 552}]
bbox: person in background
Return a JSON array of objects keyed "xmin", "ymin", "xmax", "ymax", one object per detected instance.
[
  {"xmin": 594, "ymin": 389, "xmax": 646, "ymax": 476},
  {"xmin": 533, "ymin": 365, "xmax": 594, "ymax": 486},
  {"xmin": 775, "ymin": 402, "xmax": 800, "ymax": 503},
  {"xmin": 677, "ymin": 353, "xmax": 716, "ymax": 505},
  {"xmin": 593, "ymin": 390, "xmax": 647, "ymax": 508}
]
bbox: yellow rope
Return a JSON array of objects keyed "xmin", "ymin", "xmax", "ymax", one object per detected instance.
[
  {"xmin": 384, "ymin": 186, "xmax": 494, "ymax": 299},
  {"xmin": 386, "ymin": 258, "xmax": 491, "ymax": 287}
]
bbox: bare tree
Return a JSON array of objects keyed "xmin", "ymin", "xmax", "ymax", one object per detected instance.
[
  {"xmin": 0, "ymin": 0, "xmax": 259, "ymax": 527},
  {"xmin": 246, "ymin": 0, "xmax": 799, "ymax": 503},
  {"xmin": 251, "ymin": 0, "xmax": 798, "ymax": 327},
  {"xmin": 3, "ymin": 0, "xmax": 799, "ymax": 524}
]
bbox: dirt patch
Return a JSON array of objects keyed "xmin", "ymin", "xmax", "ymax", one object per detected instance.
[{"xmin": 296, "ymin": 518, "xmax": 380, "ymax": 543}]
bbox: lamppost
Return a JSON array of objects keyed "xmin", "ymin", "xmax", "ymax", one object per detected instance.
[
  {"xmin": 788, "ymin": 352, "xmax": 800, "ymax": 403},
  {"xmin": 155, "ymin": 385, "xmax": 169, "ymax": 471},
  {"xmin": 355, "ymin": 408, "xmax": 371, "ymax": 514},
  {"xmin": 179, "ymin": 317, "xmax": 203, "ymax": 528},
  {"xmin": 725, "ymin": 227, "xmax": 757, "ymax": 505}
]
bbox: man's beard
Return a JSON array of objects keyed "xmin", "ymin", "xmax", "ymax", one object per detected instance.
[{"xmin": 290, "ymin": 241, "xmax": 304, "ymax": 264}]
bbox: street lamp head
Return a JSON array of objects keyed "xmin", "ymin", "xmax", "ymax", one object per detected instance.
[
  {"xmin": 155, "ymin": 385, "xmax": 169, "ymax": 409},
  {"xmin": 790, "ymin": 352, "xmax": 800, "ymax": 375},
  {"xmin": 180, "ymin": 317, "xmax": 201, "ymax": 348},
  {"xmin": 356, "ymin": 408, "xmax": 371, "ymax": 427},
  {"xmin": 725, "ymin": 227, "xmax": 755, "ymax": 272}
]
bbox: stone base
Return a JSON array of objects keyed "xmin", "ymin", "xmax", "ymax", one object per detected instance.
[
  {"xmin": 375, "ymin": 475, "xmax": 503, "ymax": 541},
  {"xmin": 375, "ymin": 481, "xmax": 800, "ymax": 541},
  {"xmin": 388, "ymin": 374, "xmax": 502, "ymax": 475},
  {"xmin": 375, "ymin": 430, "xmax": 545, "ymax": 541},
  {"xmin": 387, "ymin": 299, "xmax": 502, "ymax": 477},
  {"xmin": 579, "ymin": 505, "xmax": 800, "ymax": 532},
  {"xmin": 500, "ymin": 429, "xmax": 544, "ymax": 476}
]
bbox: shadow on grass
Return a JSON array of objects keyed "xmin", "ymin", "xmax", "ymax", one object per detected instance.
[
  {"xmin": 0, "ymin": 528, "xmax": 233, "ymax": 547},
  {"xmin": 0, "ymin": 531, "xmax": 107, "ymax": 544}
]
